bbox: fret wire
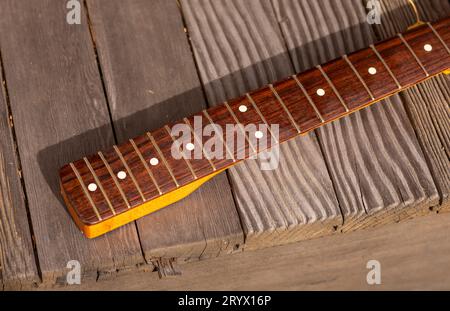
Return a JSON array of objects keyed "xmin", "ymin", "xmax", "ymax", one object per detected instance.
[
  {"xmin": 224, "ymin": 101, "xmax": 258, "ymax": 155},
  {"xmin": 370, "ymin": 44, "xmax": 402, "ymax": 89},
  {"xmin": 202, "ymin": 110, "xmax": 236, "ymax": 162},
  {"xmin": 427, "ymin": 22, "xmax": 450, "ymax": 56},
  {"xmin": 183, "ymin": 117, "xmax": 217, "ymax": 171},
  {"xmin": 113, "ymin": 145, "xmax": 146, "ymax": 201},
  {"xmin": 291, "ymin": 75, "xmax": 325, "ymax": 123},
  {"xmin": 69, "ymin": 162, "xmax": 102, "ymax": 221},
  {"xmin": 164, "ymin": 125, "xmax": 198, "ymax": 179},
  {"xmin": 83, "ymin": 157, "xmax": 116, "ymax": 215},
  {"xmin": 316, "ymin": 65, "xmax": 350, "ymax": 112},
  {"xmin": 246, "ymin": 93, "xmax": 280, "ymax": 143},
  {"xmin": 398, "ymin": 33, "xmax": 429, "ymax": 77},
  {"xmin": 129, "ymin": 139, "xmax": 163, "ymax": 195},
  {"xmin": 147, "ymin": 132, "xmax": 180, "ymax": 188},
  {"xmin": 269, "ymin": 84, "xmax": 302, "ymax": 133},
  {"xmin": 98, "ymin": 151, "xmax": 131, "ymax": 208},
  {"xmin": 342, "ymin": 54, "xmax": 375, "ymax": 100}
]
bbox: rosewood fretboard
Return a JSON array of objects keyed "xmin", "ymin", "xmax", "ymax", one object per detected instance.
[{"xmin": 60, "ymin": 17, "xmax": 450, "ymax": 234}]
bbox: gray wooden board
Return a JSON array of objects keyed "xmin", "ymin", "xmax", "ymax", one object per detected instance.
[
  {"xmin": 182, "ymin": 0, "xmax": 342, "ymax": 250},
  {"xmin": 370, "ymin": 0, "xmax": 450, "ymax": 208},
  {"xmin": 86, "ymin": 0, "xmax": 243, "ymax": 261},
  {"xmin": 0, "ymin": 0, "xmax": 144, "ymax": 283},
  {"xmin": 274, "ymin": 0, "xmax": 439, "ymax": 232},
  {"xmin": 0, "ymin": 52, "xmax": 39, "ymax": 288},
  {"xmin": 60, "ymin": 212, "xmax": 450, "ymax": 290},
  {"xmin": 402, "ymin": 76, "xmax": 450, "ymax": 209}
]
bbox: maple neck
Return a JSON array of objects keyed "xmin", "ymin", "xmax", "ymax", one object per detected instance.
[{"xmin": 60, "ymin": 17, "xmax": 450, "ymax": 227}]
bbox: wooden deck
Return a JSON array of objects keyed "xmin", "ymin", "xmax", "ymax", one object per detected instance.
[{"xmin": 0, "ymin": 0, "xmax": 448, "ymax": 290}]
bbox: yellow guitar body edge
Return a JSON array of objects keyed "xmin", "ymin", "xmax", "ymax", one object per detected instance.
[
  {"xmin": 445, "ymin": 69, "xmax": 450, "ymax": 75},
  {"xmin": 62, "ymin": 168, "xmax": 226, "ymax": 239}
]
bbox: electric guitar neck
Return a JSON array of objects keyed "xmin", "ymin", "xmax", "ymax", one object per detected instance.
[{"xmin": 60, "ymin": 17, "xmax": 450, "ymax": 238}]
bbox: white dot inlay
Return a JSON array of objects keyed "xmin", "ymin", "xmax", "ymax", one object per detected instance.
[
  {"xmin": 88, "ymin": 183, "xmax": 97, "ymax": 192},
  {"xmin": 424, "ymin": 44, "xmax": 433, "ymax": 52},
  {"xmin": 368, "ymin": 67, "xmax": 377, "ymax": 75},
  {"xmin": 316, "ymin": 88, "xmax": 325, "ymax": 96},
  {"xmin": 186, "ymin": 143, "xmax": 195, "ymax": 151},
  {"xmin": 117, "ymin": 171, "xmax": 127, "ymax": 180},
  {"xmin": 255, "ymin": 131, "xmax": 264, "ymax": 139},
  {"xmin": 150, "ymin": 158, "xmax": 159, "ymax": 166},
  {"xmin": 239, "ymin": 105, "xmax": 248, "ymax": 113}
]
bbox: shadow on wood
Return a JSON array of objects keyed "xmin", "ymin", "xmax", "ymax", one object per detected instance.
[{"xmin": 37, "ymin": 0, "xmax": 445, "ymax": 253}]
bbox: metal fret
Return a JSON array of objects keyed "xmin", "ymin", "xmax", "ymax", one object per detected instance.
[
  {"xmin": 164, "ymin": 125, "xmax": 198, "ymax": 179},
  {"xmin": 268, "ymin": 84, "xmax": 302, "ymax": 134},
  {"xmin": 224, "ymin": 101, "xmax": 258, "ymax": 155},
  {"xmin": 183, "ymin": 118, "xmax": 217, "ymax": 171},
  {"xmin": 370, "ymin": 44, "xmax": 402, "ymax": 89},
  {"xmin": 69, "ymin": 162, "xmax": 102, "ymax": 221},
  {"xmin": 427, "ymin": 22, "xmax": 450, "ymax": 56},
  {"xmin": 398, "ymin": 33, "xmax": 429, "ymax": 77},
  {"xmin": 342, "ymin": 54, "xmax": 375, "ymax": 100},
  {"xmin": 147, "ymin": 132, "xmax": 180, "ymax": 188},
  {"xmin": 98, "ymin": 151, "xmax": 131, "ymax": 208},
  {"xmin": 129, "ymin": 139, "xmax": 163, "ymax": 195},
  {"xmin": 316, "ymin": 65, "xmax": 349, "ymax": 112},
  {"xmin": 113, "ymin": 145, "xmax": 146, "ymax": 201},
  {"xmin": 83, "ymin": 158, "xmax": 116, "ymax": 214},
  {"xmin": 83, "ymin": 157, "xmax": 116, "ymax": 215},
  {"xmin": 246, "ymin": 93, "xmax": 280, "ymax": 143},
  {"xmin": 202, "ymin": 110, "xmax": 236, "ymax": 162},
  {"xmin": 291, "ymin": 75, "xmax": 325, "ymax": 123}
]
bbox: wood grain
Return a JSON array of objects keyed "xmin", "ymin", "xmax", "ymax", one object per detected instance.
[
  {"xmin": 182, "ymin": 0, "xmax": 342, "ymax": 250},
  {"xmin": 86, "ymin": 0, "xmax": 243, "ymax": 261},
  {"xmin": 70, "ymin": 212, "xmax": 450, "ymax": 291},
  {"xmin": 402, "ymin": 76, "xmax": 450, "ymax": 209},
  {"xmin": 370, "ymin": 0, "xmax": 450, "ymax": 209},
  {"xmin": 58, "ymin": 17, "xmax": 450, "ymax": 227},
  {"xmin": 274, "ymin": 0, "xmax": 439, "ymax": 232},
  {"xmin": 0, "ymin": 53, "xmax": 39, "ymax": 289},
  {"xmin": 0, "ymin": 0, "xmax": 143, "ymax": 284}
]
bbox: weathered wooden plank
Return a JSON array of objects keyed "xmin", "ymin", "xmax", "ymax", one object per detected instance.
[
  {"xmin": 73, "ymin": 212, "xmax": 450, "ymax": 291},
  {"xmin": 274, "ymin": 0, "xmax": 439, "ymax": 232},
  {"xmin": 402, "ymin": 76, "xmax": 450, "ymax": 210},
  {"xmin": 182, "ymin": 0, "xmax": 342, "ymax": 250},
  {"xmin": 0, "ymin": 0, "xmax": 143, "ymax": 283},
  {"xmin": 0, "ymin": 54, "xmax": 39, "ymax": 289},
  {"xmin": 370, "ymin": 0, "xmax": 450, "ymax": 210},
  {"xmin": 86, "ymin": 0, "xmax": 243, "ymax": 261}
]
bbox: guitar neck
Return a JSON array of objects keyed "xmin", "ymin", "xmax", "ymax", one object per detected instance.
[{"xmin": 60, "ymin": 17, "xmax": 450, "ymax": 236}]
